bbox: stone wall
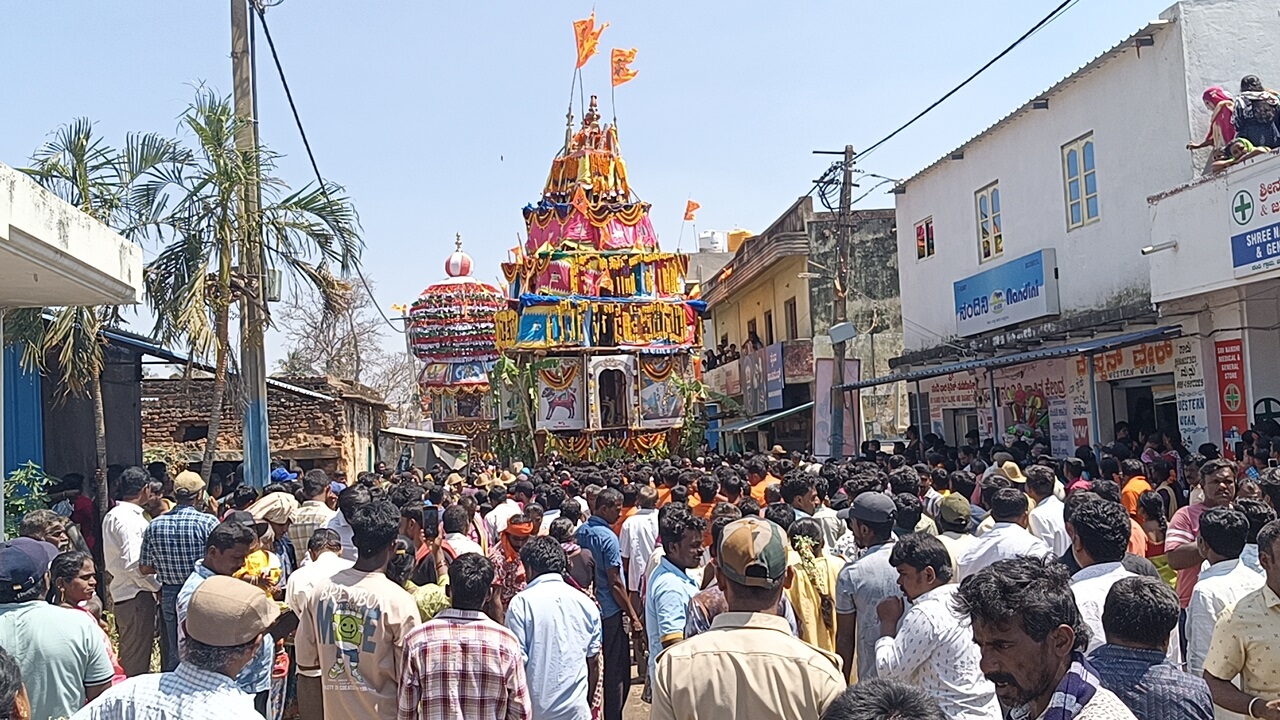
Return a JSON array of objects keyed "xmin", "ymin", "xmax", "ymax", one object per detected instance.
[{"xmin": 808, "ymin": 209, "xmax": 909, "ymax": 438}]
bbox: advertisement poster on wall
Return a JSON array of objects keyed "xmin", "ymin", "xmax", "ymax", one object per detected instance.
[
  {"xmin": 1174, "ymin": 337, "xmax": 1211, "ymax": 449},
  {"xmin": 783, "ymin": 340, "xmax": 815, "ymax": 384},
  {"xmin": 1215, "ymin": 338, "xmax": 1248, "ymax": 459},
  {"xmin": 1067, "ymin": 359, "xmax": 1094, "ymax": 447},
  {"xmin": 992, "ymin": 360, "xmax": 1069, "ymax": 453},
  {"xmin": 741, "ymin": 351, "xmax": 765, "ymax": 416},
  {"xmin": 765, "ymin": 343, "xmax": 784, "ymax": 411},
  {"xmin": 813, "ymin": 358, "xmax": 860, "ymax": 459},
  {"xmin": 924, "ymin": 372, "xmax": 979, "ymax": 439},
  {"xmin": 724, "ymin": 362, "xmax": 741, "ymax": 397}
]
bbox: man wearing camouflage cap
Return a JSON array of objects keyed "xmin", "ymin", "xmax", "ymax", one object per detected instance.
[{"xmin": 650, "ymin": 517, "xmax": 845, "ymax": 720}]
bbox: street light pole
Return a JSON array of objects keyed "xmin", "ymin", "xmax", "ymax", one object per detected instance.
[{"xmin": 232, "ymin": 0, "xmax": 270, "ymax": 489}]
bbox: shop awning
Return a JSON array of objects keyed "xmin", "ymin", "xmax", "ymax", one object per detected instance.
[
  {"xmin": 380, "ymin": 427, "xmax": 470, "ymax": 446},
  {"xmin": 837, "ymin": 325, "xmax": 1181, "ymax": 391},
  {"xmin": 709, "ymin": 401, "xmax": 815, "ymax": 433}
]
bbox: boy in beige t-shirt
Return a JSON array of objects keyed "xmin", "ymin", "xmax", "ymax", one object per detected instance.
[{"xmin": 295, "ymin": 501, "xmax": 419, "ymax": 720}]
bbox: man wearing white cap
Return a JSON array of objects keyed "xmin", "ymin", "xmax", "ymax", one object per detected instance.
[{"xmin": 72, "ymin": 575, "xmax": 281, "ymax": 720}]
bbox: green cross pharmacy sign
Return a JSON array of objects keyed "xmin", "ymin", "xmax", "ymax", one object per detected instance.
[{"xmin": 1234, "ymin": 190, "xmax": 1254, "ymax": 225}]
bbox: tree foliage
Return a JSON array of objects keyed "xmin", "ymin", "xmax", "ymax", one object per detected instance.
[{"xmin": 275, "ymin": 277, "xmax": 421, "ymax": 427}]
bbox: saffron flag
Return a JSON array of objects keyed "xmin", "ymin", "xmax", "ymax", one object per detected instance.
[
  {"xmin": 573, "ymin": 13, "xmax": 608, "ymax": 68},
  {"xmin": 611, "ymin": 47, "xmax": 639, "ymax": 87},
  {"xmin": 572, "ymin": 186, "xmax": 591, "ymax": 216},
  {"xmin": 684, "ymin": 200, "xmax": 701, "ymax": 222}
]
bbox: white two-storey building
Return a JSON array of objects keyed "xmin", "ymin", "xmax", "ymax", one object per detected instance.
[{"xmin": 847, "ymin": 0, "xmax": 1280, "ymax": 454}]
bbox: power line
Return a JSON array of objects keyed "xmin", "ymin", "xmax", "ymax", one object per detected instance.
[
  {"xmin": 856, "ymin": 0, "xmax": 1080, "ymax": 162},
  {"xmin": 251, "ymin": 3, "xmax": 405, "ymax": 334}
]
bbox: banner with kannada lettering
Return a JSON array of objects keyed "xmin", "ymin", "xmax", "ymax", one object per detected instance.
[
  {"xmin": 1216, "ymin": 338, "xmax": 1248, "ymax": 459},
  {"xmin": 1086, "ymin": 339, "xmax": 1175, "ymax": 382}
]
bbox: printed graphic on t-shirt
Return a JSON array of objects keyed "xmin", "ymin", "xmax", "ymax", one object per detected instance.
[{"xmin": 318, "ymin": 598, "xmax": 381, "ymax": 689}]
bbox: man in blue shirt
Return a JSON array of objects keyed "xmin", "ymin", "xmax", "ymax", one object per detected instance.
[
  {"xmin": 506, "ymin": 537, "xmax": 601, "ymax": 720},
  {"xmin": 645, "ymin": 505, "xmax": 705, "ymax": 680},
  {"xmin": 1089, "ymin": 576, "xmax": 1214, "ymax": 720},
  {"xmin": 576, "ymin": 488, "xmax": 640, "ymax": 720}
]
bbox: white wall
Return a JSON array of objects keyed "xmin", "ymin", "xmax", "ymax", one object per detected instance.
[
  {"xmin": 0, "ymin": 162, "xmax": 143, "ymax": 308},
  {"xmin": 894, "ymin": 0, "xmax": 1280, "ymax": 353}
]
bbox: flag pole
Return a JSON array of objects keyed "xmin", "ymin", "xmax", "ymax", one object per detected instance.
[
  {"xmin": 611, "ymin": 78, "xmax": 617, "ymax": 125},
  {"xmin": 677, "ymin": 193, "xmax": 691, "ymax": 252}
]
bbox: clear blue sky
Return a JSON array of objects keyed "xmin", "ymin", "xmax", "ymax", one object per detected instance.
[{"xmin": 0, "ymin": 0, "xmax": 1173, "ymax": 365}]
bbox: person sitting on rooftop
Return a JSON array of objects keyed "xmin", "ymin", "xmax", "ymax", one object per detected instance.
[
  {"xmin": 1233, "ymin": 74, "xmax": 1280, "ymax": 148},
  {"xmin": 1211, "ymin": 137, "xmax": 1269, "ymax": 173}
]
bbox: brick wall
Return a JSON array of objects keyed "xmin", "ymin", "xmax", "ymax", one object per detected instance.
[{"xmin": 141, "ymin": 376, "xmax": 386, "ymax": 475}]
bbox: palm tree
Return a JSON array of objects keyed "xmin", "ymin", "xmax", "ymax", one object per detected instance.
[
  {"xmin": 8, "ymin": 119, "xmax": 184, "ymax": 518},
  {"xmin": 140, "ymin": 90, "xmax": 361, "ymax": 481}
]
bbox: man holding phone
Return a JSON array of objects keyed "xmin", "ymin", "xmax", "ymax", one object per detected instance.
[{"xmin": 401, "ymin": 502, "xmax": 448, "ymax": 586}]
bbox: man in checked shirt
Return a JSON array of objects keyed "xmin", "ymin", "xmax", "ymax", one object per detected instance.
[
  {"xmin": 398, "ymin": 552, "xmax": 531, "ymax": 720},
  {"xmin": 140, "ymin": 471, "xmax": 218, "ymax": 672}
]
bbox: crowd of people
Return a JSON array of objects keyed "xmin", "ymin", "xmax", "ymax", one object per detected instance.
[{"xmin": 0, "ymin": 428, "xmax": 1278, "ymax": 719}]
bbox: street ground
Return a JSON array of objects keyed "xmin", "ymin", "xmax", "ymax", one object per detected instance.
[{"xmin": 623, "ymin": 668, "xmax": 648, "ymax": 720}]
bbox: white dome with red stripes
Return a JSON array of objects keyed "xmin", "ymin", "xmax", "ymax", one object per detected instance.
[{"xmin": 445, "ymin": 234, "xmax": 474, "ymax": 278}]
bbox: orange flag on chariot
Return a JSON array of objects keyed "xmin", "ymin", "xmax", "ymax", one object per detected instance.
[
  {"xmin": 611, "ymin": 47, "xmax": 639, "ymax": 87},
  {"xmin": 683, "ymin": 200, "xmax": 701, "ymax": 222},
  {"xmin": 573, "ymin": 13, "xmax": 608, "ymax": 68},
  {"xmin": 571, "ymin": 186, "xmax": 591, "ymax": 216}
]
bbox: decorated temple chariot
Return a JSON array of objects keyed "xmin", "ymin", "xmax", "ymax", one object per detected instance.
[
  {"xmin": 494, "ymin": 96, "xmax": 704, "ymax": 460},
  {"xmin": 409, "ymin": 236, "xmax": 505, "ymax": 452}
]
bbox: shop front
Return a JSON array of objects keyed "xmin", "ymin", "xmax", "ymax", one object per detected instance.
[
  {"xmin": 708, "ymin": 340, "xmax": 819, "ymax": 454},
  {"xmin": 842, "ymin": 326, "xmax": 1186, "ymax": 456}
]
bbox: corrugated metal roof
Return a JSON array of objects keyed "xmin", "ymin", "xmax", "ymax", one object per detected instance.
[
  {"xmin": 899, "ymin": 19, "xmax": 1173, "ymax": 189},
  {"xmin": 380, "ymin": 426, "xmax": 470, "ymax": 445}
]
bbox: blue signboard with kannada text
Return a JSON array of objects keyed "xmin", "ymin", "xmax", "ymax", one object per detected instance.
[
  {"xmin": 953, "ymin": 249, "xmax": 1061, "ymax": 337},
  {"xmin": 1230, "ymin": 219, "xmax": 1280, "ymax": 277}
]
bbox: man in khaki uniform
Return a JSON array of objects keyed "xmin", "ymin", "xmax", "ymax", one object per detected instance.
[{"xmin": 650, "ymin": 517, "xmax": 845, "ymax": 720}]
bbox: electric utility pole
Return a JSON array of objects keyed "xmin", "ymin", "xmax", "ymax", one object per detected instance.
[
  {"xmin": 814, "ymin": 145, "xmax": 855, "ymax": 458},
  {"xmin": 832, "ymin": 145, "xmax": 854, "ymax": 458},
  {"xmin": 232, "ymin": 0, "xmax": 270, "ymax": 489}
]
